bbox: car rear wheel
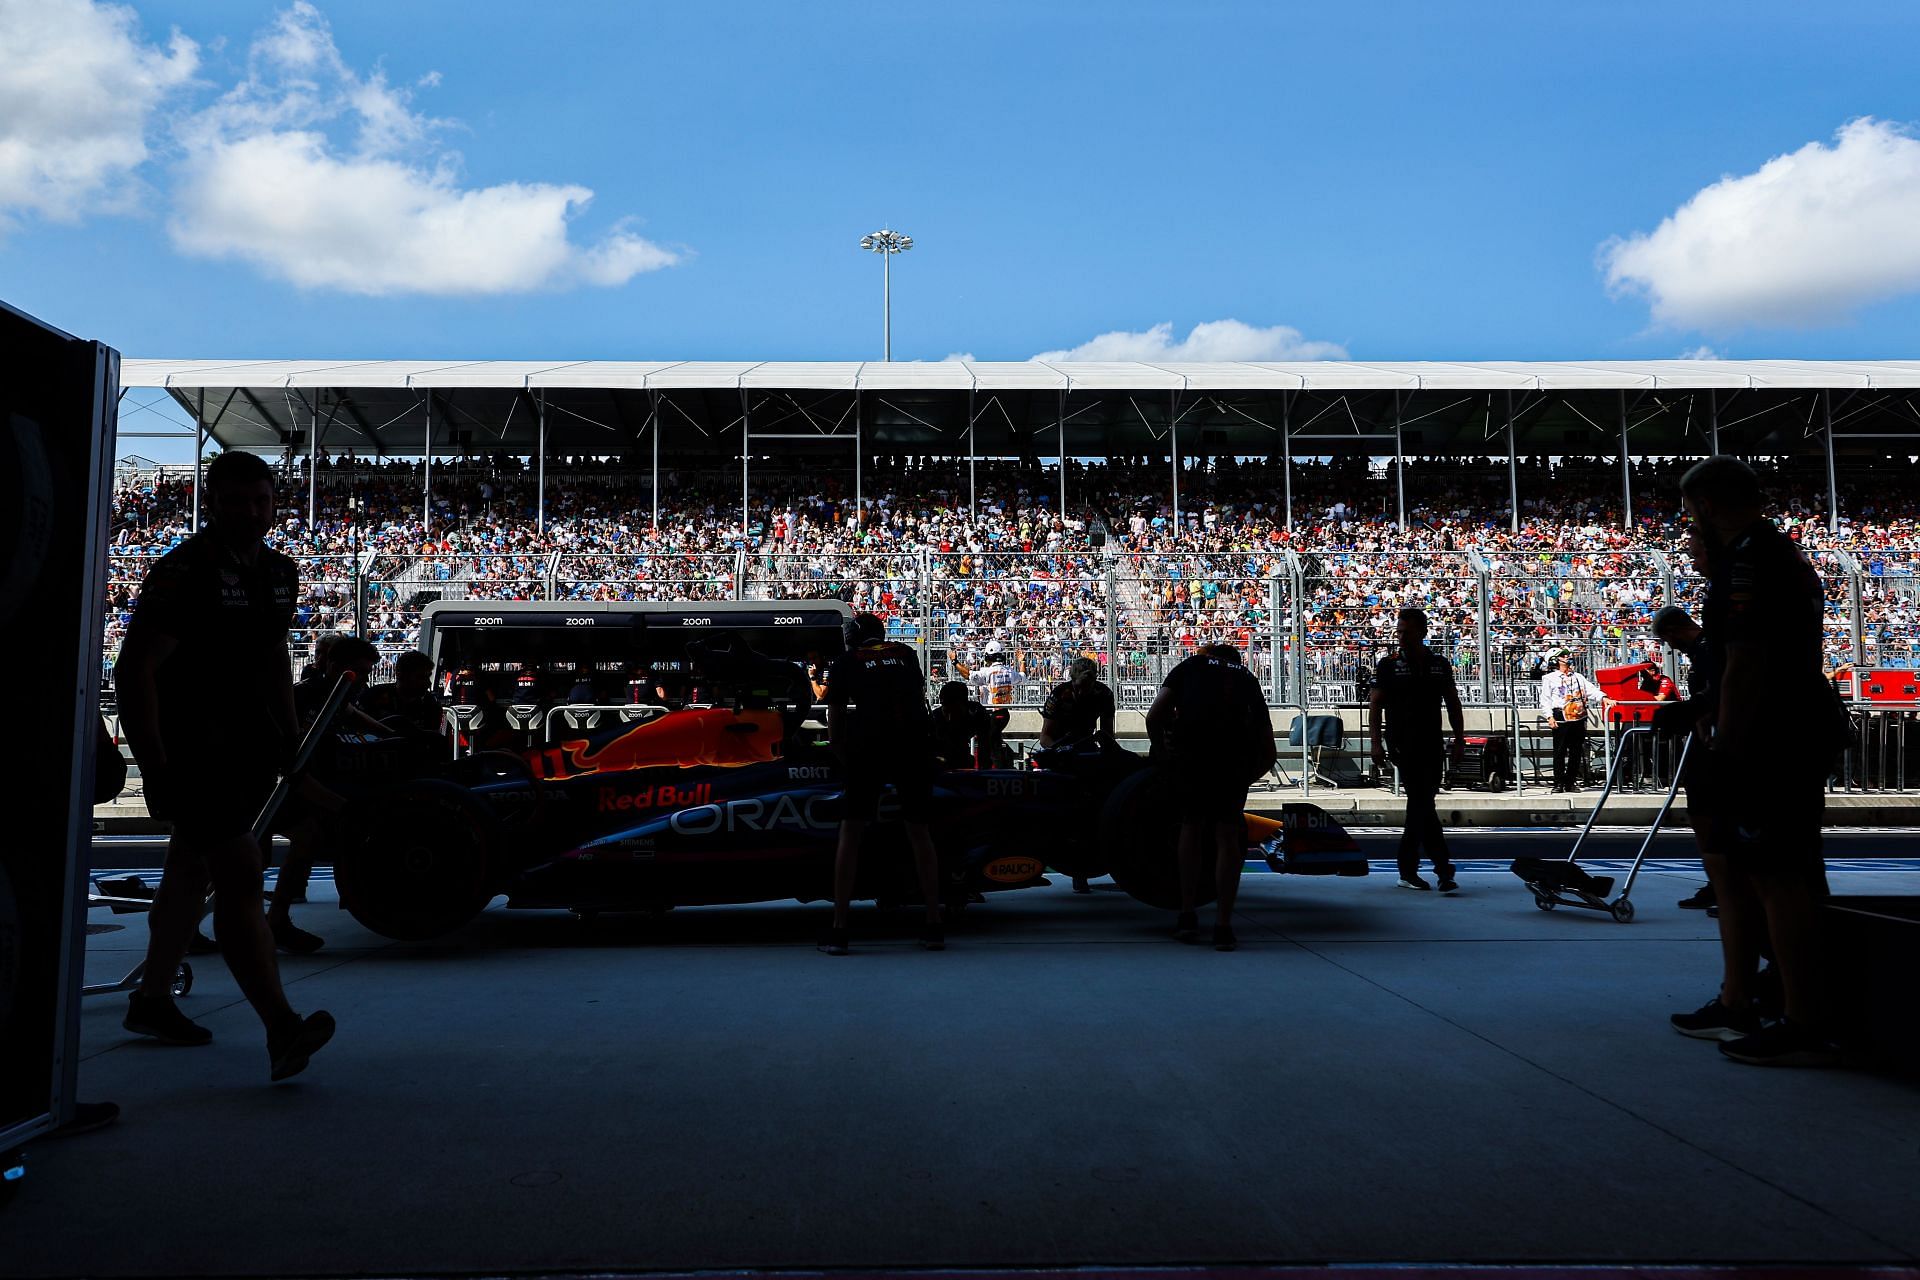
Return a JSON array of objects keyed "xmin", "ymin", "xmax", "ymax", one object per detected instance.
[
  {"xmin": 336, "ymin": 779, "xmax": 500, "ymax": 941},
  {"xmin": 1100, "ymin": 765, "xmax": 1217, "ymax": 911}
]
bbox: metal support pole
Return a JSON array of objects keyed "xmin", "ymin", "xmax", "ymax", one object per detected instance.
[
  {"xmin": 1618, "ymin": 389, "xmax": 1632, "ymax": 530},
  {"xmin": 192, "ymin": 388, "xmax": 205, "ymax": 530},
  {"xmin": 1268, "ymin": 575, "xmax": 1283, "ymax": 705},
  {"xmin": 918, "ymin": 549, "xmax": 932, "ymax": 670},
  {"xmin": 967, "ymin": 387, "xmax": 976, "ymax": 518},
  {"xmin": 1823, "ymin": 389, "xmax": 1839, "ymax": 534},
  {"xmin": 1281, "ymin": 392, "xmax": 1293, "ymax": 533},
  {"xmin": 855, "ymin": 391, "xmax": 863, "ymax": 524},
  {"xmin": 423, "ymin": 394, "xmax": 432, "ymax": 540},
  {"xmin": 1105, "ymin": 565, "xmax": 1121, "ymax": 684},
  {"xmin": 650, "ymin": 390, "xmax": 661, "ymax": 530},
  {"xmin": 1506, "ymin": 390, "xmax": 1520, "ymax": 534},
  {"xmin": 882, "ymin": 249, "xmax": 891, "ymax": 362},
  {"xmin": 1170, "ymin": 389, "xmax": 1180, "ymax": 533},
  {"xmin": 350, "ymin": 550, "xmax": 363, "ymax": 639},
  {"xmin": 1848, "ymin": 553, "xmax": 1866, "ymax": 668},
  {"xmin": 1394, "ymin": 390, "xmax": 1405, "ymax": 532},
  {"xmin": 1708, "ymin": 389, "xmax": 1720, "ymax": 455},
  {"xmin": 1058, "ymin": 389, "xmax": 1067, "ymax": 516},
  {"xmin": 1472, "ymin": 550, "xmax": 1492, "ymax": 704},
  {"xmin": 308, "ymin": 401, "xmax": 319, "ymax": 539},
  {"xmin": 741, "ymin": 389, "xmax": 750, "ymax": 536},
  {"xmin": 536, "ymin": 391, "xmax": 547, "ymax": 535}
]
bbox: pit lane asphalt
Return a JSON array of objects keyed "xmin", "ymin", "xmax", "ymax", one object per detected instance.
[{"xmin": 11, "ymin": 844, "xmax": 1920, "ymax": 1276}]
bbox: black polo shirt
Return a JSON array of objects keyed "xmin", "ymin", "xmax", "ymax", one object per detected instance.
[
  {"xmin": 1158, "ymin": 654, "xmax": 1268, "ymax": 766},
  {"xmin": 1703, "ymin": 518, "xmax": 1828, "ymax": 719},
  {"xmin": 1373, "ymin": 644, "xmax": 1456, "ymax": 757},
  {"xmin": 929, "ymin": 699, "xmax": 995, "ymax": 765},
  {"xmin": 1041, "ymin": 679, "xmax": 1115, "ymax": 740},
  {"xmin": 124, "ymin": 531, "xmax": 297, "ymax": 756},
  {"xmin": 826, "ymin": 640, "xmax": 931, "ymax": 756}
]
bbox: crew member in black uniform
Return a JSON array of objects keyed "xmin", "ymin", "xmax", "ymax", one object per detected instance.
[
  {"xmin": 113, "ymin": 450, "xmax": 336, "ymax": 1081},
  {"xmin": 1145, "ymin": 642, "xmax": 1276, "ymax": 950},
  {"xmin": 929, "ymin": 680, "xmax": 1000, "ymax": 769},
  {"xmin": 1672, "ymin": 456, "xmax": 1840, "ymax": 1065},
  {"xmin": 1369, "ymin": 607, "xmax": 1467, "ymax": 893},
  {"xmin": 363, "ymin": 648, "xmax": 445, "ymax": 739},
  {"xmin": 1040, "ymin": 657, "xmax": 1119, "ymax": 891},
  {"xmin": 820, "ymin": 613, "xmax": 945, "ymax": 956}
]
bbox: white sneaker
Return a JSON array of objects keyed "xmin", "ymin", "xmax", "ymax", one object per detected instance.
[{"xmin": 1398, "ymin": 876, "xmax": 1432, "ymax": 891}]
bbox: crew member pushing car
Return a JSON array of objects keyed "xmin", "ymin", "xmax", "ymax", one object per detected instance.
[
  {"xmin": 929, "ymin": 680, "xmax": 1000, "ymax": 769},
  {"xmin": 821, "ymin": 612, "xmax": 946, "ymax": 956},
  {"xmin": 1369, "ymin": 607, "xmax": 1467, "ymax": 893},
  {"xmin": 1040, "ymin": 656, "xmax": 1118, "ymax": 892},
  {"xmin": 1145, "ymin": 642, "xmax": 1276, "ymax": 950},
  {"xmin": 113, "ymin": 449, "xmax": 336, "ymax": 1081}
]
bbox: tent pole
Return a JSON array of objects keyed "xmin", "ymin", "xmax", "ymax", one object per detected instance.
[
  {"xmin": 1282, "ymin": 391, "xmax": 1293, "ymax": 533},
  {"xmin": 967, "ymin": 386, "xmax": 976, "ymax": 518},
  {"xmin": 855, "ymin": 391, "xmax": 863, "ymax": 524},
  {"xmin": 741, "ymin": 389, "xmax": 750, "ymax": 536},
  {"xmin": 1170, "ymin": 389, "xmax": 1180, "ymax": 533},
  {"xmin": 1394, "ymin": 390, "xmax": 1405, "ymax": 532},
  {"xmin": 1618, "ymin": 389, "xmax": 1631, "ymax": 530},
  {"xmin": 1507, "ymin": 391, "xmax": 1519, "ymax": 534},
  {"xmin": 1708, "ymin": 388, "xmax": 1720, "ymax": 455},
  {"xmin": 192, "ymin": 387, "xmax": 205, "ymax": 530},
  {"xmin": 1824, "ymin": 389, "xmax": 1839, "ymax": 534},
  {"xmin": 308, "ymin": 398, "xmax": 319, "ymax": 539},
  {"xmin": 1058, "ymin": 389, "xmax": 1067, "ymax": 517},
  {"xmin": 423, "ymin": 394, "xmax": 432, "ymax": 540},
  {"xmin": 535, "ymin": 391, "xmax": 547, "ymax": 535},
  {"xmin": 650, "ymin": 390, "xmax": 661, "ymax": 530}
]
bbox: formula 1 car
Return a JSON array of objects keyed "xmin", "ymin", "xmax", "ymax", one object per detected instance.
[{"xmin": 326, "ymin": 601, "xmax": 1365, "ymax": 940}]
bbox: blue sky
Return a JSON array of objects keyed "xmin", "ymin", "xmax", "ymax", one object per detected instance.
[{"xmin": 5, "ymin": 0, "xmax": 1920, "ymax": 460}]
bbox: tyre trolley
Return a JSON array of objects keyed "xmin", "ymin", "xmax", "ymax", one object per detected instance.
[
  {"xmin": 1510, "ymin": 726, "xmax": 1692, "ymax": 924},
  {"xmin": 83, "ymin": 671, "xmax": 359, "ymax": 998}
]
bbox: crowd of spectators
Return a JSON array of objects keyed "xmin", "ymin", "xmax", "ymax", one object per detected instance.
[{"xmin": 105, "ymin": 452, "xmax": 1920, "ymax": 702}]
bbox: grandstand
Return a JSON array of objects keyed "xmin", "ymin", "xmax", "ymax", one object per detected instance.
[{"xmin": 109, "ymin": 359, "xmax": 1920, "ymax": 711}]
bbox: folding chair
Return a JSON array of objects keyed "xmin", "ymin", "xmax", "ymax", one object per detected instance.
[{"xmin": 1287, "ymin": 713, "xmax": 1347, "ymax": 788}]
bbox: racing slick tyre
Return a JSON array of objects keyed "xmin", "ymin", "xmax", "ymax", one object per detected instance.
[
  {"xmin": 336, "ymin": 779, "xmax": 501, "ymax": 941},
  {"xmin": 1100, "ymin": 765, "xmax": 1217, "ymax": 911}
]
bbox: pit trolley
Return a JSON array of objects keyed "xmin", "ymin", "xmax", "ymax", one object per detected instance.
[
  {"xmin": 82, "ymin": 671, "xmax": 359, "ymax": 999},
  {"xmin": 1511, "ymin": 726, "xmax": 1692, "ymax": 923}
]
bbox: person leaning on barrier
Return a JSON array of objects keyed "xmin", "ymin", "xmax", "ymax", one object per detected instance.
[
  {"xmin": 1040, "ymin": 656, "xmax": 1118, "ymax": 893},
  {"xmin": 1145, "ymin": 642, "xmax": 1276, "ymax": 951},
  {"xmin": 820, "ymin": 612, "xmax": 947, "ymax": 956},
  {"xmin": 1671, "ymin": 456, "xmax": 1846, "ymax": 1067},
  {"xmin": 112, "ymin": 449, "xmax": 336, "ymax": 1081},
  {"xmin": 1369, "ymin": 607, "xmax": 1466, "ymax": 894},
  {"xmin": 1539, "ymin": 652, "xmax": 1605, "ymax": 792},
  {"xmin": 929, "ymin": 680, "xmax": 1000, "ymax": 770},
  {"xmin": 362, "ymin": 649, "xmax": 445, "ymax": 739}
]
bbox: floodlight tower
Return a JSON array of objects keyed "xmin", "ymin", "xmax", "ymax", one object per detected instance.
[{"xmin": 859, "ymin": 227, "xmax": 913, "ymax": 361}]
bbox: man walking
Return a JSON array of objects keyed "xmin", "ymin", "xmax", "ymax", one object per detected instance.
[
  {"xmin": 114, "ymin": 450, "xmax": 336, "ymax": 1081},
  {"xmin": 1370, "ymin": 608, "xmax": 1468, "ymax": 893}
]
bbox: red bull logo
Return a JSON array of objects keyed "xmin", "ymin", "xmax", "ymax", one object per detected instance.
[
  {"xmin": 597, "ymin": 782, "xmax": 713, "ymax": 814},
  {"xmin": 536, "ymin": 708, "xmax": 785, "ymax": 778}
]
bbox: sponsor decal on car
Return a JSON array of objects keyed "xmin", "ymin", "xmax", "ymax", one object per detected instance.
[
  {"xmin": 983, "ymin": 855, "xmax": 1043, "ymax": 883},
  {"xmin": 668, "ymin": 793, "xmax": 836, "ymax": 835},
  {"xmin": 597, "ymin": 782, "xmax": 713, "ymax": 813}
]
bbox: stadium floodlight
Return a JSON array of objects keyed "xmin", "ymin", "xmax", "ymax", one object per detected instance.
[{"xmin": 859, "ymin": 227, "xmax": 914, "ymax": 361}]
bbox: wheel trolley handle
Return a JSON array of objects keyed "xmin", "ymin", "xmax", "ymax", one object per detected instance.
[
  {"xmin": 1563, "ymin": 726, "xmax": 1692, "ymax": 887},
  {"xmin": 249, "ymin": 670, "xmax": 359, "ymax": 845}
]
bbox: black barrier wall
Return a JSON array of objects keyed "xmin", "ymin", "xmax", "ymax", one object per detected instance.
[{"xmin": 0, "ymin": 301, "xmax": 117, "ymax": 1149}]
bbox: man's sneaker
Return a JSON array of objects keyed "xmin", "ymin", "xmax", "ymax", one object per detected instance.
[
  {"xmin": 1677, "ymin": 884, "xmax": 1716, "ymax": 910},
  {"xmin": 1436, "ymin": 876, "xmax": 1460, "ymax": 894},
  {"xmin": 1719, "ymin": 1019, "xmax": 1843, "ymax": 1068},
  {"xmin": 1212, "ymin": 925, "xmax": 1237, "ymax": 952},
  {"xmin": 1173, "ymin": 911, "xmax": 1199, "ymax": 943},
  {"xmin": 268, "ymin": 1011, "xmax": 336, "ymax": 1082},
  {"xmin": 920, "ymin": 925, "xmax": 946, "ymax": 952},
  {"xmin": 1398, "ymin": 875, "xmax": 1432, "ymax": 891},
  {"xmin": 269, "ymin": 916, "xmax": 325, "ymax": 956},
  {"xmin": 817, "ymin": 927, "xmax": 849, "ymax": 956},
  {"xmin": 123, "ymin": 993, "xmax": 212, "ymax": 1046},
  {"xmin": 1670, "ymin": 997, "xmax": 1762, "ymax": 1042}
]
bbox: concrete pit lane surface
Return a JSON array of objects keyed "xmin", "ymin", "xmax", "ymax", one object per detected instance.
[{"xmin": 5, "ymin": 853, "xmax": 1920, "ymax": 1276}]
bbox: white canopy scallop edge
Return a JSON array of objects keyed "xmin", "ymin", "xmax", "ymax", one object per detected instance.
[{"xmin": 117, "ymin": 358, "xmax": 1920, "ymax": 394}]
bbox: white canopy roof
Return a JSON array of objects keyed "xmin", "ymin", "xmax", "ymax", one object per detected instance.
[{"xmin": 119, "ymin": 357, "xmax": 1920, "ymax": 395}]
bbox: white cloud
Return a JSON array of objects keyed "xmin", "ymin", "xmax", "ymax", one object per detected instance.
[
  {"xmin": 168, "ymin": 2, "xmax": 679, "ymax": 295},
  {"xmin": 1677, "ymin": 345, "xmax": 1720, "ymax": 360},
  {"xmin": 0, "ymin": 0, "xmax": 196, "ymax": 224},
  {"xmin": 1033, "ymin": 318, "xmax": 1347, "ymax": 363},
  {"xmin": 1601, "ymin": 118, "xmax": 1920, "ymax": 330}
]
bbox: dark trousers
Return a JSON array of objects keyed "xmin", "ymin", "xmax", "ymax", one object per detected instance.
[
  {"xmin": 1396, "ymin": 756, "xmax": 1453, "ymax": 880},
  {"xmin": 1551, "ymin": 718, "xmax": 1588, "ymax": 788}
]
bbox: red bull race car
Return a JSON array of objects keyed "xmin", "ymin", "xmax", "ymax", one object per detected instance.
[{"xmin": 329, "ymin": 602, "xmax": 1365, "ymax": 940}]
